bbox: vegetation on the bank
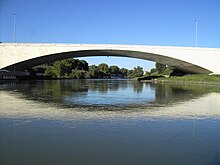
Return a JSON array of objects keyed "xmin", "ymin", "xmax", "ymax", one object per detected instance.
[
  {"xmin": 157, "ymin": 74, "xmax": 220, "ymax": 83},
  {"xmin": 31, "ymin": 58, "xmax": 220, "ymax": 83},
  {"xmin": 31, "ymin": 58, "xmax": 187, "ymax": 80},
  {"xmin": 32, "ymin": 58, "xmax": 147, "ymax": 79},
  {"xmin": 149, "ymin": 63, "xmax": 174, "ymax": 76},
  {"xmin": 136, "ymin": 63, "xmax": 220, "ymax": 84},
  {"xmin": 136, "ymin": 62, "xmax": 176, "ymax": 80}
]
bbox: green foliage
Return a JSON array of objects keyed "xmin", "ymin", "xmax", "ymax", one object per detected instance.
[
  {"xmin": 134, "ymin": 66, "xmax": 144, "ymax": 76},
  {"xmin": 127, "ymin": 70, "xmax": 133, "ymax": 75},
  {"xmin": 98, "ymin": 63, "xmax": 109, "ymax": 73},
  {"xmin": 32, "ymin": 66, "xmax": 46, "ymax": 73},
  {"xmin": 45, "ymin": 66, "xmax": 57, "ymax": 78},
  {"xmin": 109, "ymin": 65, "xmax": 120, "ymax": 75},
  {"xmin": 70, "ymin": 70, "xmax": 86, "ymax": 79},
  {"xmin": 163, "ymin": 67, "xmax": 173, "ymax": 75},
  {"xmin": 157, "ymin": 74, "xmax": 220, "ymax": 84},
  {"xmin": 150, "ymin": 63, "xmax": 174, "ymax": 76},
  {"xmin": 156, "ymin": 63, "xmax": 166, "ymax": 74},
  {"xmin": 128, "ymin": 66, "xmax": 144, "ymax": 78},
  {"xmin": 150, "ymin": 68, "xmax": 158, "ymax": 75},
  {"xmin": 144, "ymin": 71, "xmax": 150, "ymax": 76},
  {"xmin": 79, "ymin": 60, "xmax": 89, "ymax": 71},
  {"xmin": 33, "ymin": 58, "xmax": 157, "ymax": 79},
  {"xmin": 88, "ymin": 65, "xmax": 100, "ymax": 78},
  {"xmin": 43, "ymin": 58, "xmax": 89, "ymax": 78},
  {"xmin": 120, "ymin": 68, "xmax": 128, "ymax": 76},
  {"xmin": 163, "ymin": 74, "xmax": 220, "ymax": 82},
  {"xmin": 53, "ymin": 59, "xmax": 72, "ymax": 77}
]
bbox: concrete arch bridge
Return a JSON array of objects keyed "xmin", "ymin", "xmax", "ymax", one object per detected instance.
[{"xmin": 0, "ymin": 43, "xmax": 220, "ymax": 74}]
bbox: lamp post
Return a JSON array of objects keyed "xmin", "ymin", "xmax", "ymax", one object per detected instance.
[
  {"xmin": 195, "ymin": 20, "xmax": 198, "ymax": 47},
  {"xmin": 13, "ymin": 13, "xmax": 16, "ymax": 43}
]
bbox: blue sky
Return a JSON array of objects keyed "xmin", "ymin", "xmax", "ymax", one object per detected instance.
[{"xmin": 1, "ymin": 0, "xmax": 220, "ymax": 71}]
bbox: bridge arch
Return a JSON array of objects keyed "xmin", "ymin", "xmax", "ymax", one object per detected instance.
[
  {"xmin": 3, "ymin": 49, "xmax": 211, "ymax": 74},
  {"xmin": 1, "ymin": 43, "xmax": 220, "ymax": 74}
]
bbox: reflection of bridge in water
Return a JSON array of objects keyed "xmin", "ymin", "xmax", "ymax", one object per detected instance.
[
  {"xmin": 1, "ymin": 43, "xmax": 220, "ymax": 74},
  {"xmin": 0, "ymin": 81, "xmax": 220, "ymax": 120},
  {"xmin": 1, "ymin": 80, "xmax": 220, "ymax": 110}
]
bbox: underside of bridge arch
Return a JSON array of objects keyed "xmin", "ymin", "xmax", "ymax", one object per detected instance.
[{"xmin": 4, "ymin": 49, "xmax": 212, "ymax": 74}]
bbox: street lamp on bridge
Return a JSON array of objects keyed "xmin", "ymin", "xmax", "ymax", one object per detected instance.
[{"xmin": 13, "ymin": 13, "xmax": 16, "ymax": 43}]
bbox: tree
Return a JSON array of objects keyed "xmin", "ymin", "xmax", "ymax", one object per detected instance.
[
  {"xmin": 155, "ymin": 63, "xmax": 166, "ymax": 74},
  {"xmin": 52, "ymin": 59, "xmax": 72, "ymax": 78},
  {"xmin": 163, "ymin": 66, "xmax": 174, "ymax": 75},
  {"xmin": 98, "ymin": 63, "xmax": 109, "ymax": 73},
  {"xmin": 79, "ymin": 60, "xmax": 89, "ymax": 71},
  {"xmin": 88, "ymin": 65, "xmax": 100, "ymax": 78},
  {"xmin": 128, "ymin": 66, "xmax": 144, "ymax": 78},
  {"xmin": 72, "ymin": 59, "xmax": 88, "ymax": 71},
  {"xmin": 43, "ymin": 58, "xmax": 89, "ymax": 78},
  {"xmin": 133, "ymin": 66, "xmax": 144, "ymax": 77},
  {"xmin": 144, "ymin": 71, "xmax": 150, "ymax": 76},
  {"xmin": 109, "ymin": 65, "xmax": 120, "ymax": 75},
  {"xmin": 70, "ymin": 70, "xmax": 86, "ymax": 79},
  {"xmin": 45, "ymin": 66, "xmax": 57, "ymax": 78},
  {"xmin": 127, "ymin": 69, "xmax": 133, "ymax": 75},
  {"xmin": 150, "ymin": 68, "xmax": 158, "ymax": 76},
  {"xmin": 120, "ymin": 68, "xmax": 128, "ymax": 76}
]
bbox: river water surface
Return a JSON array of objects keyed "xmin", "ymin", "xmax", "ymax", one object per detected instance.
[{"xmin": 0, "ymin": 79, "xmax": 220, "ymax": 165}]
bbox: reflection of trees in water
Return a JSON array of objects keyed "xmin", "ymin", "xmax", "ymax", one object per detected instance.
[
  {"xmin": 153, "ymin": 83, "xmax": 220, "ymax": 104},
  {"xmin": 154, "ymin": 83, "xmax": 197, "ymax": 104},
  {"xmin": 39, "ymin": 80, "xmax": 88, "ymax": 98},
  {"xmin": 98, "ymin": 82, "xmax": 108, "ymax": 93},
  {"xmin": 88, "ymin": 80, "xmax": 109, "ymax": 94},
  {"xmin": 154, "ymin": 84, "xmax": 176, "ymax": 104},
  {"xmin": 87, "ymin": 80, "xmax": 111, "ymax": 93},
  {"xmin": 132, "ymin": 81, "xmax": 144, "ymax": 94},
  {"xmin": 6, "ymin": 80, "xmax": 89, "ymax": 103},
  {"xmin": 87, "ymin": 80, "xmax": 127, "ymax": 93},
  {"xmin": 3, "ymin": 80, "xmax": 127, "ymax": 100},
  {"xmin": 2, "ymin": 80, "xmax": 220, "ymax": 107}
]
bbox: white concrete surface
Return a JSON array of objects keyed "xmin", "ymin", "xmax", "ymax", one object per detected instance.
[{"xmin": 0, "ymin": 43, "xmax": 220, "ymax": 74}]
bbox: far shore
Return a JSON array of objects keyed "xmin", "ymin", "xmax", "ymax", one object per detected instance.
[
  {"xmin": 139, "ymin": 74, "xmax": 220, "ymax": 85},
  {"xmin": 1, "ymin": 74, "xmax": 220, "ymax": 86}
]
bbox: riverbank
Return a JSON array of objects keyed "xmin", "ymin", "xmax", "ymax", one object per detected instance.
[{"xmin": 140, "ymin": 74, "xmax": 220, "ymax": 85}]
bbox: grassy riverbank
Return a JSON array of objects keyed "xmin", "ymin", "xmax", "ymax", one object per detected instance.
[{"xmin": 141, "ymin": 74, "xmax": 220, "ymax": 85}]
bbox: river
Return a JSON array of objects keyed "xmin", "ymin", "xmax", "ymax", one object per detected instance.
[{"xmin": 0, "ymin": 79, "xmax": 220, "ymax": 165}]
